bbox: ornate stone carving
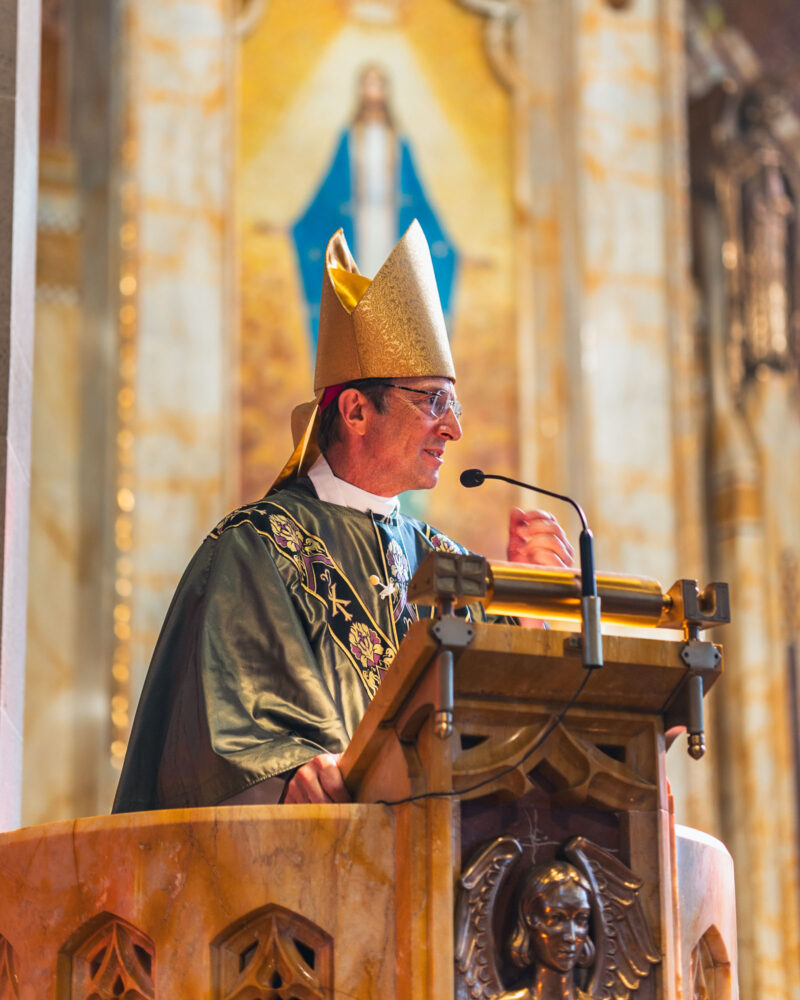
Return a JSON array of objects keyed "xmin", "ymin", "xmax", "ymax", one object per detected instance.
[
  {"xmin": 452, "ymin": 0, "xmax": 522, "ymax": 90},
  {"xmin": 455, "ymin": 836, "xmax": 659, "ymax": 1000},
  {"xmin": 64, "ymin": 913, "xmax": 154, "ymax": 1000},
  {"xmin": 0, "ymin": 936, "xmax": 20, "ymax": 1000},
  {"xmin": 212, "ymin": 904, "xmax": 333, "ymax": 1000},
  {"xmin": 713, "ymin": 79, "xmax": 800, "ymax": 399}
]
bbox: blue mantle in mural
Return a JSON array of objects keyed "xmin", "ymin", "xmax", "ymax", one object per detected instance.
[{"xmin": 292, "ymin": 130, "xmax": 459, "ymax": 349}]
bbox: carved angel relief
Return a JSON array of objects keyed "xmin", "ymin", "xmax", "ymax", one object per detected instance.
[{"xmin": 455, "ymin": 836, "xmax": 660, "ymax": 1000}]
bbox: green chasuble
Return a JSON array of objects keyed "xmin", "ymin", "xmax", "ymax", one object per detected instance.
[{"xmin": 113, "ymin": 477, "xmax": 492, "ymax": 812}]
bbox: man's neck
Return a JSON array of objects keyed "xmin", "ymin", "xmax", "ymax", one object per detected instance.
[
  {"xmin": 324, "ymin": 445, "xmax": 398, "ymax": 498},
  {"xmin": 308, "ymin": 454, "xmax": 399, "ymax": 516}
]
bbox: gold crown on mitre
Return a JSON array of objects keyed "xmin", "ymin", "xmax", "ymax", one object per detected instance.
[{"xmin": 268, "ymin": 219, "xmax": 455, "ymax": 494}]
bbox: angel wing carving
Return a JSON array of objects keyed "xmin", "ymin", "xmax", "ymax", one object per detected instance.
[
  {"xmin": 455, "ymin": 836, "xmax": 523, "ymax": 1000},
  {"xmin": 562, "ymin": 836, "xmax": 661, "ymax": 1000}
]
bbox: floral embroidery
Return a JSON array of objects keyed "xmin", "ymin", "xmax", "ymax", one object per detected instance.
[
  {"xmin": 430, "ymin": 531, "xmax": 463, "ymax": 554},
  {"xmin": 347, "ymin": 623, "xmax": 395, "ymax": 694},
  {"xmin": 386, "ymin": 540, "xmax": 411, "ymax": 583},
  {"xmin": 349, "ymin": 622, "xmax": 384, "ymax": 669},
  {"xmin": 382, "ymin": 536, "xmax": 417, "ymax": 625},
  {"xmin": 269, "ymin": 514, "xmax": 304, "ymax": 554}
]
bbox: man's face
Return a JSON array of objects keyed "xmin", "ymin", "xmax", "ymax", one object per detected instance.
[{"xmin": 362, "ymin": 376, "xmax": 462, "ymax": 495}]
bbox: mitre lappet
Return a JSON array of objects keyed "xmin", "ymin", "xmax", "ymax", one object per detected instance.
[{"xmin": 269, "ymin": 219, "xmax": 456, "ymax": 494}]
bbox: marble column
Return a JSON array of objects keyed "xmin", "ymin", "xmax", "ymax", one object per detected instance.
[
  {"xmin": 513, "ymin": 0, "xmax": 694, "ymax": 585},
  {"xmin": 112, "ymin": 0, "xmax": 236, "ymax": 804},
  {"xmin": 0, "ymin": 0, "xmax": 41, "ymax": 831},
  {"xmin": 460, "ymin": 0, "xmax": 696, "ymax": 581},
  {"xmin": 23, "ymin": 1, "xmax": 119, "ymax": 827}
]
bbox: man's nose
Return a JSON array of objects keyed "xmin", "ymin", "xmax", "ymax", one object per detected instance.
[{"xmin": 438, "ymin": 405, "xmax": 462, "ymax": 441}]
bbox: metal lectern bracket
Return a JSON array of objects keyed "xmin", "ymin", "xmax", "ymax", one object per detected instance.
[
  {"xmin": 663, "ymin": 629, "xmax": 725, "ymax": 763},
  {"xmin": 432, "ymin": 617, "xmax": 476, "ymax": 648},
  {"xmin": 429, "ymin": 616, "xmax": 475, "ymax": 740},
  {"xmin": 680, "ymin": 641, "xmax": 722, "ymax": 673},
  {"xmin": 403, "ymin": 552, "xmax": 484, "ymax": 740},
  {"xmin": 661, "ymin": 579, "xmax": 731, "ymax": 630},
  {"xmin": 407, "ymin": 551, "xmax": 488, "ymax": 610},
  {"xmin": 660, "ymin": 579, "xmax": 729, "ymax": 760}
]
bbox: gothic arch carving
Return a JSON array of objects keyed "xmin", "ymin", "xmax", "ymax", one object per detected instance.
[
  {"xmin": 453, "ymin": 716, "xmax": 656, "ymax": 808},
  {"xmin": 58, "ymin": 912, "xmax": 155, "ymax": 1000},
  {"xmin": 212, "ymin": 904, "xmax": 333, "ymax": 1000},
  {"xmin": 690, "ymin": 924, "xmax": 732, "ymax": 1000},
  {"xmin": 0, "ymin": 935, "xmax": 20, "ymax": 1000}
]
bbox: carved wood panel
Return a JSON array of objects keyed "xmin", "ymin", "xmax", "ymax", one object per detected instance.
[
  {"xmin": 453, "ymin": 706, "xmax": 657, "ymax": 810},
  {"xmin": 212, "ymin": 904, "xmax": 333, "ymax": 1000},
  {"xmin": 457, "ymin": 708, "xmax": 662, "ymax": 1000},
  {"xmin": 455, "ymin": 835, "xmax": 660, "ymax": 1000}
]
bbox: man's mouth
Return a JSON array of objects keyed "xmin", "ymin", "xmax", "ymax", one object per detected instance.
[{"xmin": 424, "ymin": 449, "xmax": 444, "ymax": 463}]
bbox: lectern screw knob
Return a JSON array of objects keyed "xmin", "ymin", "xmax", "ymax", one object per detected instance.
[
  {"xmin": 434, "ymin": 710, "xmax": 454, "ymax": 739},
  {"xmin": 687, "ymin": 732, "xmax": 706, "ymax": 760}
]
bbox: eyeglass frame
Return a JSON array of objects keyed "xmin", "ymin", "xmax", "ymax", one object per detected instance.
[{"xmin": 384, "ymin": 383, "xmax": 463, "ymax": 421}]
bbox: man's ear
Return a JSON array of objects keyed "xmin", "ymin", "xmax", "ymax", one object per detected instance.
[{"xmin": 337, "ymin": 388, "xmax": 368, "ymax": 438}]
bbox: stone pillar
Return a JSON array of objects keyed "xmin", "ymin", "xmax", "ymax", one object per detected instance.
[
  {"xmin": 0, "ymin": 0, "xmax": 41, "ymax": 831},
  {"xmin": 110, "ymin": 0, "xmax": 236, "ymax": 804},
  {"xmin": 515, "ymin": 0, "xmax": 691, "ymax": 583}
]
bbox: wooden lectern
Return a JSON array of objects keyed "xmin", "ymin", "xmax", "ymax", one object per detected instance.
[
  {"xmin": 338, "ymin": 617, "xmax": 730, "ymax": 1000},
  {"xmin": 0, "ymin": 581, "xmax": 736, "ymax": 999}
]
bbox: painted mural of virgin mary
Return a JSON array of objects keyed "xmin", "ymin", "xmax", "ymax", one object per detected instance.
[{"xmin": 292, "ymin": 63, "xmax": 458, "ymax": 348}]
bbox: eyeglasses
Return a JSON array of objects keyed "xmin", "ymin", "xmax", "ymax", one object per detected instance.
[{"xmin": 386, "ymin": 384, "xmax": 463, "ymax": 421}]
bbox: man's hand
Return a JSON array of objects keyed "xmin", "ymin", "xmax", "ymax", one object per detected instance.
[
  {"xmin": 507, "ymin": 507, "xmax": 575, "ymax": 568},
  {"xmin": 283, "ymin": 753, "xmax": 351, "ymax": 804}
]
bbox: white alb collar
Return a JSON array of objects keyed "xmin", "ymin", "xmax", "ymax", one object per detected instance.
[{"xmin": 308, "ymin": 454, "xmax": 400, "ymax": 517}]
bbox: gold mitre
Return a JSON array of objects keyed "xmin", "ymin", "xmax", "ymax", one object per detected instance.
[{"xmin": 268, "ymin": 219, "xmax": 455, "ymax": 494}]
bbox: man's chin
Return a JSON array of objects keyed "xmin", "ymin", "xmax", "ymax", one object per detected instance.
[{"xmin": 421, "ymin": 471, "xmax": 440, "ymax": 490}]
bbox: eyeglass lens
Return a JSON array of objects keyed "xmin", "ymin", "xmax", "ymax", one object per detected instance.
[{"xmin": 387, "ymin": 384, "xmax": 461, "ymax": 420}]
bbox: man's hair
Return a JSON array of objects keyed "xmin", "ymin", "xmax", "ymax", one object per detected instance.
[{"xmin": 317, "ymin": 378, "xmax": 392, "ymax": 455}]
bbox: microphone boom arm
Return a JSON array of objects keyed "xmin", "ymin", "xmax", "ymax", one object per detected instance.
[{"xmin": 460, "ymin": 468, "xmax": 602, "ymax": 668}]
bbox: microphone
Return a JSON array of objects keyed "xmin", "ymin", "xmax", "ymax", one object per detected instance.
[
  {"xmin": 459, "ymin": 468, "xmax": 485, "ymax": 488},
  {"xmin": 459, "ymin": 468, "xmax": 603, "ymax": 669}
]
